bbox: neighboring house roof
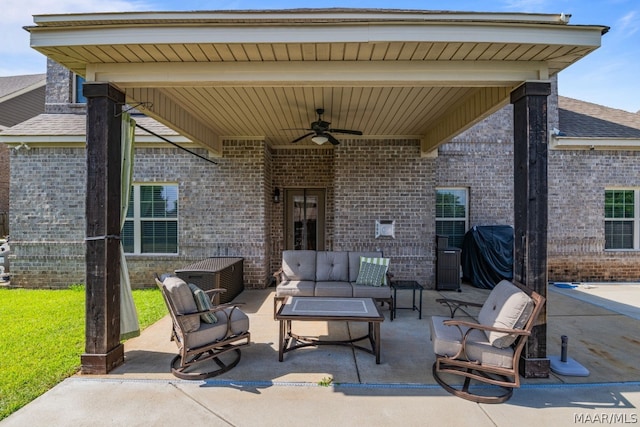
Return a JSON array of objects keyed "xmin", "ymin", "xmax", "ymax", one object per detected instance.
[
  {"xmin": 553, "ymin": 96, "xmax": 640, "ymax": 150},
  {"xmin": 0, "ymin": 74, "xmax": 46, "ymax": 127},
  {"xmin": 559, "ymin": 96, "xmax": 640, "ymax": 137},
  {"xmin": 0, "ymin": 113, "xmax": 192, "ymax": 146},
  {"xmin": 0, "ymin": 74, "xmax": 45, "ymax": 99}
]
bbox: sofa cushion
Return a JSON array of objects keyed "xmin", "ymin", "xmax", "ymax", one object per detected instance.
[
  {"xmin": 185, "ymin": 307, "xmax": 249, "ymax": 349},
  {"xmin": 348, "ymin": 251, "xmax": 382, "ymax": 282},
  {"xmin": 282, "ymin": 250, "xmax": 317, "ymax": 281},
  {"xmin": 188, "ymin": 283, "xmax": 218, "ymax": 324},
  {"xmin": 163, "ymin": 276, "xmax": 200, "ymax": 333},
  {"xmin": 477, "ymin": 280, "xmax": 534, "ymax": 348},
  {"xmin": 355, "ymin": 260, "xmax": 388, "ymax": 286},
  {"xmin": 430, "ymin": 315, "xmax": 515, "ymax": 369},
  {"xmin": 276, "ymin": 280, "xmax": 316, "ymax": 297},
  {"xmin": 316, "ymin": 251, "xmax": 349, "ymax": 282},
  {"xmin": 315, "ymin": 281, "xmax": 353, "ymax": 297}
]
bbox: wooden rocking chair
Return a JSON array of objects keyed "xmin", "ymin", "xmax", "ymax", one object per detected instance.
[
  {"xmin": 155, "ymin": 274, "xmax": 250, "ymax": 380},
  {"xmin": 430, "ymin": 280, "xmax": 545, "ymax": 403}
]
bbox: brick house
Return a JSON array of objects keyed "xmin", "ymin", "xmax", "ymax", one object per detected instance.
[
  {"xmin": 0, "ymin": 73, "xmax": 46, "ymax": 235},
  {"xmin": 2, "ymin": 9, "xmax": 632, "ymax": 292},
  {"xmin": 1, "ymin": 8, "xmax": 621, "ymax": 374},
  {"xmin": 4, "ymin": 64, "xmax": 638, "ymax": 289}
]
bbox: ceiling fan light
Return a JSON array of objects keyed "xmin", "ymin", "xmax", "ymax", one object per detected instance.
[{"xmin": 311, "ymin": 135, "xmax": 329, "ymax": 145}]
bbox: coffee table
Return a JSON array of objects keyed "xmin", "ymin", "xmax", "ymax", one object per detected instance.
[{"xmin": 275, "ymin": 297, "xmax": 384, "ymax": 364}]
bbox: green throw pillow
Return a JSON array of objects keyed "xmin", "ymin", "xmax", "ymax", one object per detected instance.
[
  {"xmin": 356, "ymin": 261, "xmax": 388, "ymax": 287},
  {"xmin": 188, "ymin": 283, "xmax": 218, "ymax": 324},
  {"xmin": 358, "ymin": 256, "xmax": 390, "ymax": 285}
]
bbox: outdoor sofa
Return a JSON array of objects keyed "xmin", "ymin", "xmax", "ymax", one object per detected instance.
[{"xmin": 273, "ymin": 250, "xmax": 394, "ymax": 319}]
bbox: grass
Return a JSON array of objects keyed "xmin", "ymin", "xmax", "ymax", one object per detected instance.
[{"xmin": 0, "ymin": 285, "xmax": 167, "ymax": 420}]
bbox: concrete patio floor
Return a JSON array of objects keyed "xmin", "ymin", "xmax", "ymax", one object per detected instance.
[{"xmin": 2, "ymin": 284, "xmax": 640, "ymax": 426}]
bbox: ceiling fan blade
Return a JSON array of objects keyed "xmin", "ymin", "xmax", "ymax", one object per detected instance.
[
  {"xmin": 328, "ymin": 128, "xmax": 363, "ymax": 135},
  {"xmin": 291, "ymin": 132, "xmax": 314, "ymax": 143},
  {"xmin": 326, "ymin": 133, "xmax": 341, "ymax": 145}
]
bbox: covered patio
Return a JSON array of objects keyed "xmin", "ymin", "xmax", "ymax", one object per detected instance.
[
  {"xmin": 23, "ymin": 9, "xmax": 608, "ymax": 375},
  {"xmin": 113, "ymin": 285, "xmax": 640, "ymax": 385},
  {"xmin": 3, "ymin": 286, "xmax": 640, "ymax": 426}
]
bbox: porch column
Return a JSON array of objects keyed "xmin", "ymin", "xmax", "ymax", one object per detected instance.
[
  {"xmin": 511, "ymin": 81, "xmax": 551, "ymax": 378},
  {"xmin": 81, "ymin": 82, "xmax": 125, "ymax": 374}
]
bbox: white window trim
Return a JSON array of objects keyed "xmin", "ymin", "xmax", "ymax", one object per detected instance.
[
  {"xmin": 435, "ymin": 187, "xmax": 469, "ymax": 246},
  {"xmin": 605, "ymin": 187, "xmax": 640, "ymax": 251},
  {"xmin": 125, "ymin": 184, "xmax": 179, "ymax": 255}
]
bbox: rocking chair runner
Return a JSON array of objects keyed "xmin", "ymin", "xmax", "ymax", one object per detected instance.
[
  {"xmin": 154, "ymin": 274, "xmax": 250, "ymax": 380},
  {"xmin": 430, "ymin": 280, "xmax": 545, "ymax": 404}
]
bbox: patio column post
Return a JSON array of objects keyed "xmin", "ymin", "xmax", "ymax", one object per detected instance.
[
  {"xmin": 511, "ymin": 81, "xmax": 551, "ymax": 378},
  {"xmin": 81, "ymin": 82, "xmax": 125, "ymax": 374}
]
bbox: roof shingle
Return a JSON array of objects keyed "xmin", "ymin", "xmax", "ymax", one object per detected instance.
[{"xmin": 558, "ymin": 96, "xmax": 640, "ymax": 138}]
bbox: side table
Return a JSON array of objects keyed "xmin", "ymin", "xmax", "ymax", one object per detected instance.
[{"xmin": 390, "ymin": 280, "xmax": 424, "ymax": 319}]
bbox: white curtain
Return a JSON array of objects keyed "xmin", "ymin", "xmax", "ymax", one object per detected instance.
[{"xmin": 119, "ymin": 112, "xmax": 140, "ymax": 340}]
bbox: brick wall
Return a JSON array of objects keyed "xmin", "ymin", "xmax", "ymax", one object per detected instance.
[
  {"xmin": 9, "ymin": 147, "xmax": 86, "ymax": 287},
  {"xmin": 269, "ymin": 140, "xmax": 438, "ymax": 286},
  {"xmin": 548, "ymin": 149, "xmax": 640, "ymax": 281},
  {"xmin": 0, "ymin": 144, "xmax": 9, "ymax": 216},
  {"xmin": 10, "ymin": 70, "xmax": 640, "ymax": 288},
  {"xmin": 333, "ymin": 139, "xmax": 435, "ymax": 284},
  {"xmin": 270, "ymin": 148, "xmax": 335, "ymax": 274},
  {"xmin": 44, "ymin": 59, "xmax": 86, "ymax": 115},
  {"xmin": 437, "ymin": 139, "xmax": 514, "ymax": 227},
  {"xmin": 9, "ymin": 142, "xmax": 272, "ymax": 289}
]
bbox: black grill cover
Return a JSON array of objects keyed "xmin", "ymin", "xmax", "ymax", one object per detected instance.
[{"xmin": 461, "ymin": 225, "xmax": 514, "ymax": 289}]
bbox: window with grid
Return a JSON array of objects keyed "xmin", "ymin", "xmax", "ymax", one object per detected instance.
[
  {"xmin": 122, "ymin": 184, "xmax": 178, "ymax": 254},
  {"xmin": 436, "ymin": 188, "xmax": 469, "ymax": 248},
  {"xmin": 605, "ymin": 189, "xmax": 639, "ymax": 250}
]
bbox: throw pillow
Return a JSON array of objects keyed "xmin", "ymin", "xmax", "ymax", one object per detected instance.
[
  {"xmin": 359, "ymin": 256, "xmax": 390, "ymax": 285},
  {"xmin": 188, "ymin": 283, "xmax": 218, "ymax": 324},
  {"xmin": 356, "ymin": 261, "xmax": 388, "ymax": 286}
]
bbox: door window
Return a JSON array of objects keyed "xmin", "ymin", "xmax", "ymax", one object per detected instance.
[{"xmin": 285, "ymin": 189, "xmax": 325, "ymax": 250}]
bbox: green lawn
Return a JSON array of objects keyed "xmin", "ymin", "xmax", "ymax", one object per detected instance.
[{"xmin": 0, "ymin": 286, "xmax": 167, "ymax": 420}]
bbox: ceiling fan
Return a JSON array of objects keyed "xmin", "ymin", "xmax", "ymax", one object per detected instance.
[{"xmin": 288, "ymin": 108, "xmax": 363, "ymax": 145}]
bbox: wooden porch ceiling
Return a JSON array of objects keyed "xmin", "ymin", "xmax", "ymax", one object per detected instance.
[{"xmin": 26, "ymin": 9, "xmax": 607, "ymax": 156}]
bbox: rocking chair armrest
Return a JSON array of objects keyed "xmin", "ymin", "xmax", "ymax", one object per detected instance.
[
  {"xmin": 442, "ymin": 319, "xmax": 531, "ymax": 336},
  {"xmin": 175, "ymin": 304, "xmax": 236, "ymax": 320},
  {"xmin": 204, "ymin": 288, "xmax": 227, "ymax": 295},
  {"xmin": 436, "ymin": 298, "xmax": 483, "ymax": 318},
  {"xmin": 436, "ymin": 298, "xmax": 483, "ymax": 308},
  {"xmin": 204, "ymin": 288, "xmax": 227, "ymax": 301},
  {"xmin": 175, "ymin": 311, "xmax": 207, "ymax": 321}
]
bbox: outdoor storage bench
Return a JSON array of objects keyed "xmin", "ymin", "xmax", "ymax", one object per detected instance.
[{"xmin": 273, "ymin": 250, "xmax": 394, "ymax": 319}]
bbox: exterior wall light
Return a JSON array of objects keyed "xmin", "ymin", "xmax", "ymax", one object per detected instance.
[{"xmin": 273, "ymin": 187, "xmax": 281, "ymax": 203}]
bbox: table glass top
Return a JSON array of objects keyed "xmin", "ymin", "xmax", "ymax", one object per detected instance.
[{"xmin": 280, "ymin": 297, "xmax": 381, "ymax": 318}]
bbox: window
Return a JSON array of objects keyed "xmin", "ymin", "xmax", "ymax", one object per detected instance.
[
  {"xmin": 74, "ymin": 74, "xmax": 87, "ymax": 103},
  {"xmin": 436, "ymin": 188, "xmax": 469, "ymax": 248},
  {"xmin": 605, "ymin": 189, "xmax": 640, "ymax": 250},
  {"xmin": 123, "ymin": 184, "xmax": 179, "ymax": 254}
]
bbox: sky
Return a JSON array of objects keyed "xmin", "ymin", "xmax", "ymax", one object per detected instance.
[{"xmin": 3, "ymin": 0, "xmax": 639, "ymax": 113}]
